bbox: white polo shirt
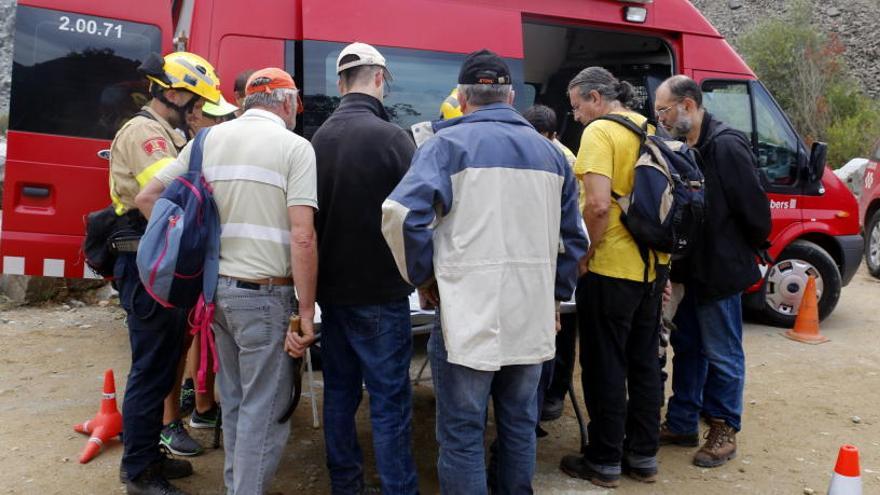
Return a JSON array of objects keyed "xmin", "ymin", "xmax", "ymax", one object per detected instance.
[{"xmin": 156, "ymin": 109, "xmax": 317, "ymax": 279}]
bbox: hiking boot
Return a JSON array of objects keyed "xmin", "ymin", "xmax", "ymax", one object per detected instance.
[
  {"xmin": 693, "ymin": 418, "xmax": 737, "ymax": 468},
  {"xmin": 179, "ymin": 379, "xmax": 195, "ymax": 418},
  {"xmin": 622, "ymin": 455, "xmax": 658, "ymax": 483},
  {"xmin": 659, "ymin": 422, "xmax": 700, "ymax": 447},
  {"xmin": 559, "ymin": 454, "xmax": 620, "ymax": 488},
  {"xmin": 159, "ymin": 420, "xmax": 203, "ymax": 456},
  {"xmin": 189, "ymin": 405, "xmax": 220, "ymax": 429},
  {"xmin": 119, "ymin": 452, "xmax": 193, "ymax": 483},
  {"xmin": 541, "ymin": 396, "xmax": 564, "ymax": 422},
  {"xmin": 125, "ymin": 462, "xmax": 190, "ymax": 495}
]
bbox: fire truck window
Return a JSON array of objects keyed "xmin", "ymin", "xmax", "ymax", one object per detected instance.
[
  {"xmin": 752, "ymin": 83, "xmax": 799, "ymax": 186},
  {"xmin": 702, "ymin": 81, "xmax": 753, "ymax": 135},
  {"xmin": 9, "ymin": 6, "xmax": 161, "ymax": 140},
  {"xmin": 302, "ymin": 41, "xmax": 532, "ymax": 139}
]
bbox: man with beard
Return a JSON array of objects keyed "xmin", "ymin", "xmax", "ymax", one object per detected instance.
[{"xmin": 653, "ymin": 75, "xmax": 770, "ymax": 468}]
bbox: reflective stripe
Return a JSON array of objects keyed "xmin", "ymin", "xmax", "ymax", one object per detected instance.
[
  {"xmin": 109, "ymin": 174, "xmax": 127, "ymax": 215},
  {"xmin": 205, "ymin": 165, "xmax": 286, "ymax": 189},
  {"xmin": 136, "ymin": 157, "xmax": 175, "ymax": 187},
  {"xmin": 221, "ymin": 223, "xmax": 290, "ymax": 245}
]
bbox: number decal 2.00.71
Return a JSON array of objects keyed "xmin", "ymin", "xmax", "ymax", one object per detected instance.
[{"xmin": 58, "ymin": 15, "xmax": 123, "ymax": 39}]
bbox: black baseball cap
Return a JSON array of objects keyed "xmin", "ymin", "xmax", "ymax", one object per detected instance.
[{"xmin": 458, "ymin": 49, "xmax": 512, "ymax": 85}]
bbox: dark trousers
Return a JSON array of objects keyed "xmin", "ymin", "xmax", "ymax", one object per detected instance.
[
  {"xmin": 116, "ymin": 254, "xmax": 188, "ymax": 480},
  {"xmin": 545, "ymin": 276, "xmax": 587, "ymax": 403},
  {"xmin": 578, "ymin": 272, "xmax": 663, "ymax": 466},
  {"xmin": 320, "ymin": 299, "xmax": 418, "ymax": 495}
]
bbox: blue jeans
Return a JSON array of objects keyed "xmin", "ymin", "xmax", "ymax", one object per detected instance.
[
  {"xmin": 213, "ymin": 277, "xmax": 297, "ymax": 495},
  {"xmin": 665, "ymin": 290, "xmax": 745, "ymax": 433},
  {"xmin": 320, "ymin": 299, "xmax": 418, "ymax": 495},
  {"xmin": 429, "ymin": 324, "xmax": 543, "ymax": 495},
  {"xmin": 116, "ymin": 253, "xmax": 188, "ymax": 481}
]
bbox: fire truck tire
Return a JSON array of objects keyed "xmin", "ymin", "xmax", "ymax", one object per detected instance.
[{"xmin": 760, "ymin": 240, "xmax": 841, "ymax": 328}]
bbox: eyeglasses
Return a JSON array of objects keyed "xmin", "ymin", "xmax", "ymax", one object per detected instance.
[{"xmin": 655, "ymin": 100, "xmax": 683, "ymax": 117}]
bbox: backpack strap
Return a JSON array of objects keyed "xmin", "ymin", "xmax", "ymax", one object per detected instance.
[
  {"xmin": 188, "ymin": 128, "xmax": 211, "ymax": 174},
  {"xmin": 592, "ymin": 114, "xmax": 649, "ymax": 145}
]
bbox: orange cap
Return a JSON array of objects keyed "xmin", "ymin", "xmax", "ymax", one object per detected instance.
[
  {"xmin": 245, "ymin": 67, "xmax": 297, "ymax": 95},
  {"xmin": 245, "ymin": 67, "xmax": 303, "ymax": 114}
]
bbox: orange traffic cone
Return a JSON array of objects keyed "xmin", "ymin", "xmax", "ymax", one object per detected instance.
[
  {"xmin": 74, "ymin": 369, "xmax": 123, "ymax": 464},
  {"xmin": 783, "ymin": 275, "xmax": 829, "ymax": 344},
  {"xmin": 828, "ymin": 444, "xmax": 862, "ymax": 494}
]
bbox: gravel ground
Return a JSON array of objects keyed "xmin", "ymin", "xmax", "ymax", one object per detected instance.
[{"xmin": 0, "ymin": 267, "xmax": 879, "ymax": 494}]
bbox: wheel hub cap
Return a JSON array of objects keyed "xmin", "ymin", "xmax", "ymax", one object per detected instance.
[
  {"xmin": 765, "ymin": 259, "xmax": 824, "ymax": 316},
  {"xmin": 870, "ymin": 223, "xmax": 880, "ymax": 268}
]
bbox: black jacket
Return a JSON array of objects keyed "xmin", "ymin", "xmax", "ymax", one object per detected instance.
[
  {"xmin": 674, "ymin": 112, "xmax": 772, "ymax": 301},
  {"xmin": 311, "ymin": 93, "xmax": 415, "ymax": 305}
]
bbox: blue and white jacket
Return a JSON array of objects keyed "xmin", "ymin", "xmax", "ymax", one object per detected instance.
[{"xmin": 382, "ymin": 104, "xmax": 587, "ymax": 371}]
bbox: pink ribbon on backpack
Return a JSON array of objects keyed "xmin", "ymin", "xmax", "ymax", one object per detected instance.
[{"xmin": 189, "ymin": 294, "xmax": 219, "ymax": 394}]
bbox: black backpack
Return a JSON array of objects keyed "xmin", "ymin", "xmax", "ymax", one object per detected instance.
[{"xmin": 595, "ymin": 115, "xmax": 706, "ymax": 276}]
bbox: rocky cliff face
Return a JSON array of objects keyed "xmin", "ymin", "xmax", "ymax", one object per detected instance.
[{"xmin": 690, "ymin": 0, "xmax": 880, "ymax": 99}]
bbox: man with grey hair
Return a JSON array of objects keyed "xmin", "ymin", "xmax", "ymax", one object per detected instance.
[
  {"xmin": 382, "ymin": 49, "xmax": 586, "ymax": 494},
  {"xmin": 310, "ymin": 42, "xmax": 419, "ymax": 494},
  {"xmin": 654, "ymin": 75, "xmax": 770, "ymax": 469},
  {"xmin": 137, "ymin": 67, "xmax": 318, "ymax": 494},
  {"xmin": 559, "ymin": 66, "xmax": 668, "ymax": 489}
]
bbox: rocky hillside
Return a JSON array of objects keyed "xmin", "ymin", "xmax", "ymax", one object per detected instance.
[{"xmin": 690, "ymin": 0, "xmax": 880, "ymax": 99}]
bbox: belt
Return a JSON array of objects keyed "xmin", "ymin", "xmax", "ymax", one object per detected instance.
[
  {"xmin": 110, "ymin": 237, "xmax": 140, "ymax": 253},
  {"xmin": 227, "ymin": 276, "xmax": 294, "ymax": 290}
]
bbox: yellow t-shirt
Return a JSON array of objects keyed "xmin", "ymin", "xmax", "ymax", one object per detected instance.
[{"xmin": 575, "ymin": 111, "xmax": 670, "ymax": 282}]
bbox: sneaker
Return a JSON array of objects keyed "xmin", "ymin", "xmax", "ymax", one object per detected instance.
[
  {"xmin": 125, "ymin": 461, "xmax": 190, "ymax": 495},
  {"xmin": 179, "ymin": 379, "xmax": 195, "ymax": 418},
  {"xmin": 559, "ymin": 454, "xmax": 620, "ymax": 488},
  {"xmin": 693, "ymin": 418, "xmax": 737, "ymax": 468},
  {"xmin": 189, "ymin": 405, "xmax": 220, "ymax": 430},
  {"xmin": 159, "ymin": 420, "xmax": 203, "ymax": 456},
  {"xmin": 119, "ymin": 451, "xmax": 193, "ymax": 483},
  {"xmin": 659, "ymin": 422, "xmax": 700, "ymax": 447},
  {"xmin": 540, "ymin": 396, "xmax": 564, "ymax": 422}
]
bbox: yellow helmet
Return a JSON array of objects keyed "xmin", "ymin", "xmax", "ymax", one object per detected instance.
[
  {"xmin": 145, "ymin": 52, "xmax": 221, "ymax": 104},
  {"xmin": 440, "ymin": 88, "xmax": 463, "ymax": 120}
]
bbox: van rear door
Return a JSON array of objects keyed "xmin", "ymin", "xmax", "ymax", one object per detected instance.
[{"xmin": 1, "ymin": 1, "xmax": 171, "ymax": 277}]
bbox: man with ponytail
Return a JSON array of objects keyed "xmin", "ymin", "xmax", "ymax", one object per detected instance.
[{"xmin": 559, "ymin": 67, "xmax": 666, "ymax": 488}]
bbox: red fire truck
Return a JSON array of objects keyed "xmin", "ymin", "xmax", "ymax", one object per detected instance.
[{"xmin": 1, "ymin": 0, "xmax": 862, "ymax": 326}]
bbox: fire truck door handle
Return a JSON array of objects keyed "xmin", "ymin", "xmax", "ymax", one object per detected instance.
[{"xmin": 22, "ymin": 186, "xmax": 50, "ymax": 198}]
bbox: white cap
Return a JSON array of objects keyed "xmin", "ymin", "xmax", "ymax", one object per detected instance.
[{"xmin": 336, "ymin": 42, "xmax": 393, "ymax": 80}]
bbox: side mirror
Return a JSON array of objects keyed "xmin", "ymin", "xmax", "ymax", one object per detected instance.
[{"xmin": 808, "ymin": 141, "xmax": 828, "ymax": 183}]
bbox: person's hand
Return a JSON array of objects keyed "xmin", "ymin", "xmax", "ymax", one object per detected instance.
[
  {"xmin": 419, "ymin": 280, "xmax": 440, "ymax": 308},
  {"xmin": 285, "ymin": 317, "xmax": 316, "ymax": 358},
  {"xmin": 577, "ymin": 254, "xmax": 590, "ymax": 276},
  {"xmin": 662, "ymin": 280, "xmax": 672, "ymax": 306},
  {"xmin": 555, "ymin": 310, "xmax": 562, "ymax": 333}
]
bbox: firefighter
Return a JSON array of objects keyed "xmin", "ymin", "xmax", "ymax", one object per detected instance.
[{"xmin": 108, "ymin": 51, "xmax": 220, "ymax": 495}]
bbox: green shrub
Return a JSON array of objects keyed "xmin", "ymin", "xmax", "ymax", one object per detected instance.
[
  {"xmin": 736, "ymin": 0, "xmax": 880, "ymax": 167},
  {"xmin": 825, "ymin": 102, "xmax": 880, "ymax": 168}
]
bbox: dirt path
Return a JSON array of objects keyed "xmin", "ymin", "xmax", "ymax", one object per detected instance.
[{"xmin": 1, "ymin": 268, "xmax": 879, "ymax": 494}]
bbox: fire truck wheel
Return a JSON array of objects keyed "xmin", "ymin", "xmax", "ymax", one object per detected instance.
[
  {"xmin": 865, "ymin": 210, "xmax": 880, "ymax": 278},
  {"xmin": 761, "ymin": 240, "xmax": 841, "ymax": 327}
]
